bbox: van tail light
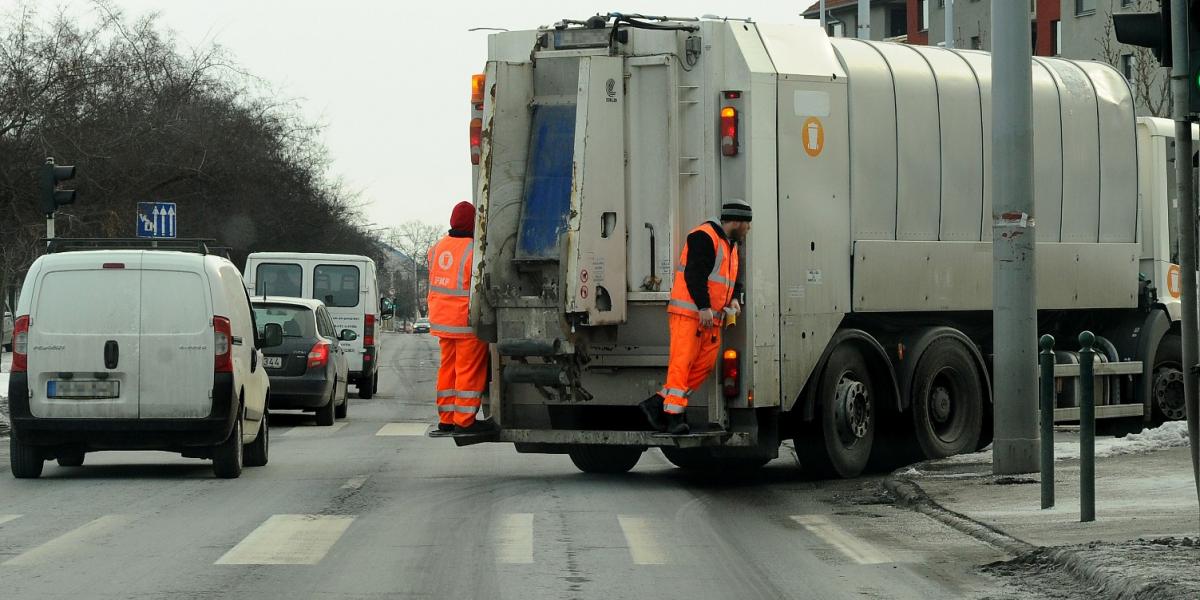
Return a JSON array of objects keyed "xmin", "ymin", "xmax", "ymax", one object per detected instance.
[
  {"xmin": 720, "ymin": 106, "xmax": 739, "ymax": 157},
  {"xmin": 12, "ymin": 315, "xmax": 29, "ymax": 373},
  {"xmin": 471, "ymin": 73, "xmax": 486, "ymax": 108},
  {"xmin": 364, "ymin": 314, "xmax": 376, "ymax": 348},
  {"xmin": 213, "ymin": 316, "xmax": 233, "ymax": 373},
  {"xmin": 307, "ymin": 340, "xmax": 331, "ymax": 369},
  {"xmin": 722, "ymin": 349, "xmax": 739, "ymax": 399},
  {"xmin": 470, "ymin": 117, "xmax": 483, "ymax": 165}
]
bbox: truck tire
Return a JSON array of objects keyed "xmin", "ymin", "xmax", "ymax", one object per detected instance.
[
  {"xmin": 568, "ymin": 446, "xmax": 643, "ymax": 474},
  {"xmin": 358, "ymin": 373, "xmax": 374, "ymax": 400},
  {"xmin": 793, "ymin": 344, "xmax": 876, "ymax": 479},
  {"xmin": 10, "ymin": 436, "xmax": 44, "ymax": 479},
  {"xmin": 244, "ymin": 410, "xmax": 269, "ymax": 467},
  {"xmin": 1151, "ymin": 334, "xmax": 1186, "ymax": 422},
  {"xmin": 316, "ymin": 386, "xmax": 337, "ymax": 426},
  {"xmin": 910, "ymin": 338, "xmax": 984, "ymax": 459},
  {"xmin": 212, "ymin": 412, "xmax": 243, "ymax": 479},
  {"xmin": 56, "ymin": 448, "xmax": 85, "ymax": 468}
]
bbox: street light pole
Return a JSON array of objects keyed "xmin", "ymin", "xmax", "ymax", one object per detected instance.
[
  {"xmin": 857, "ymin": 0, "xmax": 870, "ymax": 39},
  {"xmin": 991, "ymin": 0, "xmax": 1039, "ymax": 475},
  {"xmin": 945, "ymin": 0, "xmax": 954, "ymax": 49}
]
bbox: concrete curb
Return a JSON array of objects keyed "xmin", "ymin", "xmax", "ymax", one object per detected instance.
[{"xmin": 885, "ymin": 472, "xmax": 1174, "ymax": 600}]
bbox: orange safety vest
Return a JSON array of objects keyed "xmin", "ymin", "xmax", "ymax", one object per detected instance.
[
  {"xmin": 668, "ymin": 223, "xmax": 739, "ymax": 319},
  {"xmin": 427, "ymin": 235, "xmax": 474, "ymax": 338}
]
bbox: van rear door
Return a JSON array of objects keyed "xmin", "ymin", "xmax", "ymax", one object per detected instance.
[
  {"xmin": 138, "ymin": 255, "xmax": 215, "ymax": 418},
  {"xmin": 27, "ymin": 255, "xmax": 142, "ymax": 418},
  {"xmin": 312, "ymin": 262, "xmax": 365, "ymax": 372}
]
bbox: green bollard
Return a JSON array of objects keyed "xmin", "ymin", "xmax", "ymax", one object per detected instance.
[
  {"xmin": 1079, "ymin": 330, "xmax": 1096, "ymax": 523},
  {"xmin": 1040, "ymin": 334, "xmax": 1055, "ymax": 509}
]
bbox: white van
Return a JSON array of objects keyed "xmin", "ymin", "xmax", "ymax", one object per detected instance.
[
  {"xmin": 7, "ymin": 243, "xmax": 278, "ymax": 479},
  {"xmin": 243, "ymin": 253, "xmax": 381, "ymax": 399}
]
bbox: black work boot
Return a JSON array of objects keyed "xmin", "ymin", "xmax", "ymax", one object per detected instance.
[
  {"xmin": 665, "ymin": 413, "xmax": 690, "ymax": 435},
  {"xmin": 638, "ymin": 394, "xmax": 667, "ymax": 432},
  {"xmin": 437, "ymin": 423, "xmax": 455, "ymax": 433},
  {"xmin": 454, "ymin": 419, "xmax": 498, "ymax": 435}
]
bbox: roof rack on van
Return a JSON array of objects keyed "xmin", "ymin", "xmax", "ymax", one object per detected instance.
[{"xmin": 44, "ymin": 238, "xmax": 226, "ymax": 257}]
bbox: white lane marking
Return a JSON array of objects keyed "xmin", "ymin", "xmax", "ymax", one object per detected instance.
[
  {"xmin": 0, "ymin": 515, "xmax": 22, "ymax": 527},
  {"xmin": 4, "ymin": 515, "xmax": 134, "ymax": 566},
  {"xmin": 375, "ymin": 422, "xmax": 430, "ymax": 437},
  {"xmin": 341, "ymin": 476, "xmax": 368, "ymax": 491},
  {"xmin": 791, "ymin": 515, "xmax": 891, "ymax": 565},
  {"xmin": 216, "ymin": 514, "xmax": 355, "ymax": 565},
  {"xmin": 618, "ymin": 515, "xmax": 667, "ymax": 565},
  {"xmin": 285, "ymin": 422, "xmax": 348, "ymax": 437},
  {"xmin": 494, "ymin": 513, "xmax": 534, "ymax": 564}
]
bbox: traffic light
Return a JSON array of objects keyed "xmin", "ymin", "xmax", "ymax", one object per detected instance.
[
  {"xmin": 39, "ymin": 157, "xmax": 76, "ymax": 216},
  {"xmin": 1112, "ymin": 3, "xmax": 1172, "ymax": 67}
]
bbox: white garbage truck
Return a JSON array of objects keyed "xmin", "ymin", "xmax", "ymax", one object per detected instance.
[{"xmin": 458, "ymin": 13, "xmax": 1188, "ymax": 477}]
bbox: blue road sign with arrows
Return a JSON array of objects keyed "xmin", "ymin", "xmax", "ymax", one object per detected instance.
[{"xmin": 136, "ymin": 202, "xmax": 177, "ymax": 238}]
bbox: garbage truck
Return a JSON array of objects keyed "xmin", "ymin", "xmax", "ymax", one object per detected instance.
[{"xmin": 457, "ymin": 13, "xmax": 1188, "ymax": 477}]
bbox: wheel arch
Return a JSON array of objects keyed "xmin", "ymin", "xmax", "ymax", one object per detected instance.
[{"xmin": 796, "ymin": 328, "xmax": 901, "ymax": 423}]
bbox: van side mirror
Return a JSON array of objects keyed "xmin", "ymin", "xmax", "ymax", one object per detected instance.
[
  {"xmin": 263, "ymin": 323, "xmax": 284, "ymax": 348},
  {"xmin": 339, "ymin": 329, "xmax": 358, "ymax": 342}
]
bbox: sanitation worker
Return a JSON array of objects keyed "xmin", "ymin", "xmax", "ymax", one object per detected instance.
[
  {"xmin": 428, "ymin": 201, "xmax": 494, "ymax": 435},
  {"xmin": 640, "ymin": 199, "xmax": 751, "ymax": 435}
]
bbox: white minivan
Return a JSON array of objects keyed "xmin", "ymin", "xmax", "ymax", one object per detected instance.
[
  {"xmin": 243, "ymin": 253, "xmax": 381, "ymax": 399},
  {"xmin": 7, "ymin": 242, "xmax": 279, "ymax": 479}
]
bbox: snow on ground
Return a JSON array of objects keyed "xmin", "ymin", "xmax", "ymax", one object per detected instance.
[{"xmin": 942, "ymin": 422, "xmax": 1192, "ymax": 466}]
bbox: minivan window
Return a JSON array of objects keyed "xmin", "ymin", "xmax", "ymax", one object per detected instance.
[
  {"xmin": 36, "ymin": 270, "xmax": 139, "ymax": 334},
  {"xmin": 315, "ymin": 307, "xmax": 334, "ymax": 338},
  {"xmin": 256, "ymin": 263, "xmax": 303, "ymax": 297},
  {"xmin": 313, "ymin": 265, "xmax": 360, "ymax": 308},
  {"xmin": 142, "ymin": 272, "xmax": 209, "ymax": 334},
  {"xmin": 252, "ymin": 304, "xmax": 316, "ymax": 338}
]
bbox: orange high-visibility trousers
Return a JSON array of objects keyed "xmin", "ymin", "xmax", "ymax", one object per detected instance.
[
  {"xmin": 436, "ymin": 336, "xmax": 489, "ymax": 427},
  {"xmin": 661, "ymin": 313, "xmax": 723, "ymax": 415}
]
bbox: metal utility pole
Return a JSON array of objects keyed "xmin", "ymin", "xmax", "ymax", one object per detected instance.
[
  {"xmin": 991, "ymin": 0, "xmax": 1039, "ymax": 475},
  {"xmin": 858, "ymin": 0, "xmax": 870, "ymax": 39},
  {"xmin": 1169, "ymin": 0, "xmax": 1200, "ymax": 527},
  {"xmin": 820, "ymin": 0, "xmax": 827, "ymax": 28},
  {"xmin": 945, "ymin": 0, "xmax": 954, "ymax": 48}
]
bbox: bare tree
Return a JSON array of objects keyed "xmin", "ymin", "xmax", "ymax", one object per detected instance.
[
  {"xmin": 1098, "ymin": 0, "xmax": 1171, "ymax": 117},
  {"xmin": 386, "ymin": 221, "xmax": 443, "ymax": 318}
]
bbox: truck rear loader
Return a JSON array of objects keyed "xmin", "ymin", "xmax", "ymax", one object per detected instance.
[{"xmin": 458, "ymin": 14, "xmax": 1189, "ymax": 477}]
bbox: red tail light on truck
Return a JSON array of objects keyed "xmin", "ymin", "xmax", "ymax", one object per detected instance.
[
  {"xmin": 720, "ymin": 106, "xmax": 739, "ymax": 157},
  {"xmin": 722, "ymin": 349, "xmax": 739, "ymax": 399},
  {"xmin": 213, "ymin": 316, "xmax": 233, "ymax": 373},
  {"xmin": 12, "ymin": 315, "xmax": 29, "ymax": 373},
  {"xmin": 470, "ymin": 117, "xmax": 483, "ymax": 165}
]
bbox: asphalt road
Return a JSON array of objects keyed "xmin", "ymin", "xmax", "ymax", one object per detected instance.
[{"xmin": 0, "ymin": 333, "xmax": 1060, "ymax": 599}]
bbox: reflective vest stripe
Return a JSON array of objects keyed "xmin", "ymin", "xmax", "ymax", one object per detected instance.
[{"xmin": 430, "ymin": 286, "xmax": 470, "ymax": 297}]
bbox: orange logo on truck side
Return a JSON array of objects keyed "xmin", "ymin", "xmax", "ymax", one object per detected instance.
[
  {"xmin": 1167, "ymin": 264, "xmax": 1182, "ymax": 299},
  {"xmin": 802, "ymin": 117, "xmax": 825, "ymax": 157}
]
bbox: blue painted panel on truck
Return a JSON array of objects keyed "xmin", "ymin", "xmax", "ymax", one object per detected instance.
[{"xmin": 517, "ymin": 104, "xmax": 577, "ymax": 260}]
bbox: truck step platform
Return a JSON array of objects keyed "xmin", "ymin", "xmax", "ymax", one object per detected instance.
[{"xmin": 442, "ymin": 427, "xmax": 752, "ymax": 449}]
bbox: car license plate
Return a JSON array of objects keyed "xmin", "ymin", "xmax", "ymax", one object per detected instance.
[
  {"xmin": 264, "ymin": 356, "xmax": 283, "ymax": 369},
  {"xmin": 47, "ymin": 380, "xmax": 120, "ymax": 399}
]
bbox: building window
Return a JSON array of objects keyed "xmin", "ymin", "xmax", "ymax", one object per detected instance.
[
  {"xmin": 1121, "ymin": 53, "xmax": 1135, "ymax": 82},
  {"xmin": 920, "ymin": 0, "xmax": 930, "ymax": 31},
  {"xmin": 830, "ymin": 21, "xmax": 845, "ymax": 37},
  {"xmin": 889, "ymin": 8, "xmax": 907, "ymax": 37},
  {"xmin": 1053, "ymin": 20, "xmax": 1061, "ymax": 55},
  {"xmin": 970, "ymin": 35, "xmax": 982, "ymax": 50},
  {"xmin": 1120, "ymin": 0, "xmax": 1134, "ymax": 6},
  {"xmin": 1031, "ymin": 23, "xmax": 1038, "ymax": 56},
  {"xmin": 1076, "ymin": 0, "xmax": 1096, "ymax": 15}
]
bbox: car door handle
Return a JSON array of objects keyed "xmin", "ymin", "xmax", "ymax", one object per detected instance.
[{"xmin": 104, "ymin": 340, "xmax": 119, "ymax": 369}]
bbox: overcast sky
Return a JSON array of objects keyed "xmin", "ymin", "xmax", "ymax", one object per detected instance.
[{"xmin": 51, "ymin": 1, "xmax": 809, "ymax": 231}]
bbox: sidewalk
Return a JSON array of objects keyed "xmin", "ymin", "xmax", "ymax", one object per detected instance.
[{"xmin": 891, "ymin": 423, "xmax": 1198, "ymax": 598}]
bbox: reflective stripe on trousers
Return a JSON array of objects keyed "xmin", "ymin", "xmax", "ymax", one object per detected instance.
[
  {"xmin": 437, "ymin": 336, "xmax": 489, "ymax": 427},
  {"xmin": 660, "ymin": 313, "xmax": 723, "ymax": 415}
]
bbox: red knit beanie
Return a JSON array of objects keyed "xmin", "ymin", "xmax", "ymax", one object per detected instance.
[{"xmin": 450, "ymin": 201, "xmax": 475, "ymax": 232}]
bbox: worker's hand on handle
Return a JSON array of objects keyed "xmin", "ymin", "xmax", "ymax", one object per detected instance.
[
  {"xmin": 730, "ymin": 298, "xmax": 742, "ymax": 316},
  {"xmin": 699, "ymin": 308, "xmax": 715, "ymax": 328}
]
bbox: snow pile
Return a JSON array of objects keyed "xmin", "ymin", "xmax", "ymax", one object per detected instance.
[{"xmin": 943, "ymin": 423, "xmax": 1192, "ymax": 466}]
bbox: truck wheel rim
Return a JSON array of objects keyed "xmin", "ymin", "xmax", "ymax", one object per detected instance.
[
  {"xmin": 927, "ymin": 368, "xmax": 967, "ymax": 444},
  {"xmin": 834, "ymin": 377, "xmax": 870, "ymax": 445},
  {"xmin": 1153, "ymin": 367, "xmax": 1186, "ymax": 421}
]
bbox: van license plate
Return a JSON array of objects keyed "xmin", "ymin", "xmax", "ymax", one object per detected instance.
[
  {"xmin": 47, "ymin": 380, "xmax": 119, "ymax": 399},
  {"xmin": 264, "ymin": 356, "xmax": 283, "ymax": 369}
]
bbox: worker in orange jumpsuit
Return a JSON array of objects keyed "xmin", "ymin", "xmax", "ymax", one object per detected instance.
[
  {"xmin": 640, "ymin": 199, "xmax": 751, "ymax": 435},
  {"xmin": 428, "ymin": 201, "xmax": 495, "ymax": 435}
]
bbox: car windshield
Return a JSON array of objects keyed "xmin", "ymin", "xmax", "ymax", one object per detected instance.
[{"xmin": 252, "ymin": 304, "xmax": 316, "ymax": 338}]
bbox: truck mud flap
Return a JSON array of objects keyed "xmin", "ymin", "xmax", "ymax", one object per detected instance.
[{"xmin": 447, "ymin": 428, "xmax": 752, "ymax": 449}]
